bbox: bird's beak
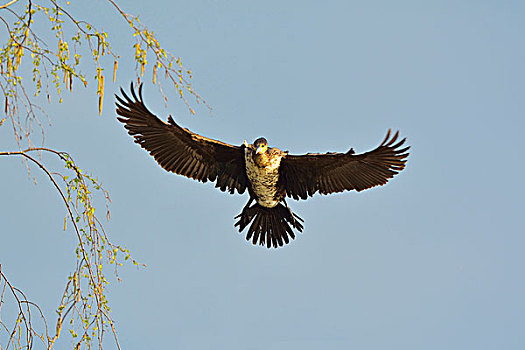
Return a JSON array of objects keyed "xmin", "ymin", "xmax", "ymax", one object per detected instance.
[{"xmin": 256, "ymin": 146, "xmax": 264, "ymax": 154}]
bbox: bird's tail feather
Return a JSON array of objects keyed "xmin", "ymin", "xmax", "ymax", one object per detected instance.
[{"xmin": 234, "ymin": 203, "xmax": 304, "ymax": 248}]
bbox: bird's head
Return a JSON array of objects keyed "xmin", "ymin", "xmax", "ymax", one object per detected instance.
[{"xmin": 253, "ymin": 137, "xmax": 268, "ymax": 154}]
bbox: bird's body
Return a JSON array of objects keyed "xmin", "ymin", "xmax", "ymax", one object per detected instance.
[
  {"xmin": 244, "ymin": 144, "xmax": 284, "ymax": 208},
  {"xmin": 116, "ymin": 84, "xmax": 410, "ymax": 248}
]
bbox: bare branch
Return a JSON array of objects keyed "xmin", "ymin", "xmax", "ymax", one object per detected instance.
[{"xmin": 0, "ymin": 0, "xmax": 20, "ymax": 10}]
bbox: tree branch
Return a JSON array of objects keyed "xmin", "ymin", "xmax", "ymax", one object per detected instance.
[{"xmin": 0, "ymin": 0, "xmax": 20, "ymax": 10}]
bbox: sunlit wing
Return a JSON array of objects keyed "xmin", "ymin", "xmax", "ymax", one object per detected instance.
[
  {"xmin": 116, "ymin": 84, "xmax": 248, "ymax": 194},
  {"xmin": 279, "ymin": 130, "xmax": 410, "ymax": 200}
]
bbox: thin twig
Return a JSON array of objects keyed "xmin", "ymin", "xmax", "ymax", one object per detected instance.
[{"xmin": 0, "ymin": 0, "xmax": 20, "ymax": 10}]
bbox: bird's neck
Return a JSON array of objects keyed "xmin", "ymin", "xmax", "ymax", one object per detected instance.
[{"xmin": 252, "ymin": 151, "xmax": 270, "ymax": 167}]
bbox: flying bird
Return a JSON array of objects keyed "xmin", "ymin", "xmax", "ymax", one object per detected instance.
[{"xmin": 116, "ymin": 84, "xmax": 410, "ymax": 248}]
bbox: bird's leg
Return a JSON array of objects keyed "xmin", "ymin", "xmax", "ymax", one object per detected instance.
[
  {"xmin": 234, "ymin": 197, "xmax": 256, "ymax": 231},
  {"xmin": 234, "ymin": 197, "xmax": 254, "ymax": 219},
  {"xmin": 242, "ymin": 197, "xmax": 254, "ymax": 214},
  {"xmin": 282, "ymin": 198, "xmax": 304, "ymax": 231},
  {"xmin": 282, "ymin": 198, "xmax": 297, "ymax": 225}
]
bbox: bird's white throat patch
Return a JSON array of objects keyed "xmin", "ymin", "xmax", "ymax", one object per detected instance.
[{"xmin": 244, "ymin": 148, "xmax": 283, "ymax": 208}]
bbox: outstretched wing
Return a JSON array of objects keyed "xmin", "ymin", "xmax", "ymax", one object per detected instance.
[
  {"xmin": 279, "ymin": 130, "xmax": 410, "ymax": 200},
  {"xmin": 116, "ymin": 84, "xmax": 248, "ymax": 194}
]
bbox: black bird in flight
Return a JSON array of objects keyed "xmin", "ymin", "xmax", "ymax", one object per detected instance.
[{"xmin": 116, "ymin": 84, "xmax": 410, "ymax": 248}]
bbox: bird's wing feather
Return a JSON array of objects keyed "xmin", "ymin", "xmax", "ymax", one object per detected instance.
[
  {"xmin": 116, "ymin": 84, "xmax": 248, "ymax": 194},
  {"xmin": 279, "ymin": 130, "xmax": 410, "ymax": 200}
]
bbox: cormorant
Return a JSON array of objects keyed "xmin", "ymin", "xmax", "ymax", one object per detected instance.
[{"xmin": 116, "ymin": 84, "xmax": 410, "ymax": 248}]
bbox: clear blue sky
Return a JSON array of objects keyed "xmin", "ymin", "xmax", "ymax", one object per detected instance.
[{"xmin": 1, "ymin": 1, "xmax": 524, "ymax": 349}]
